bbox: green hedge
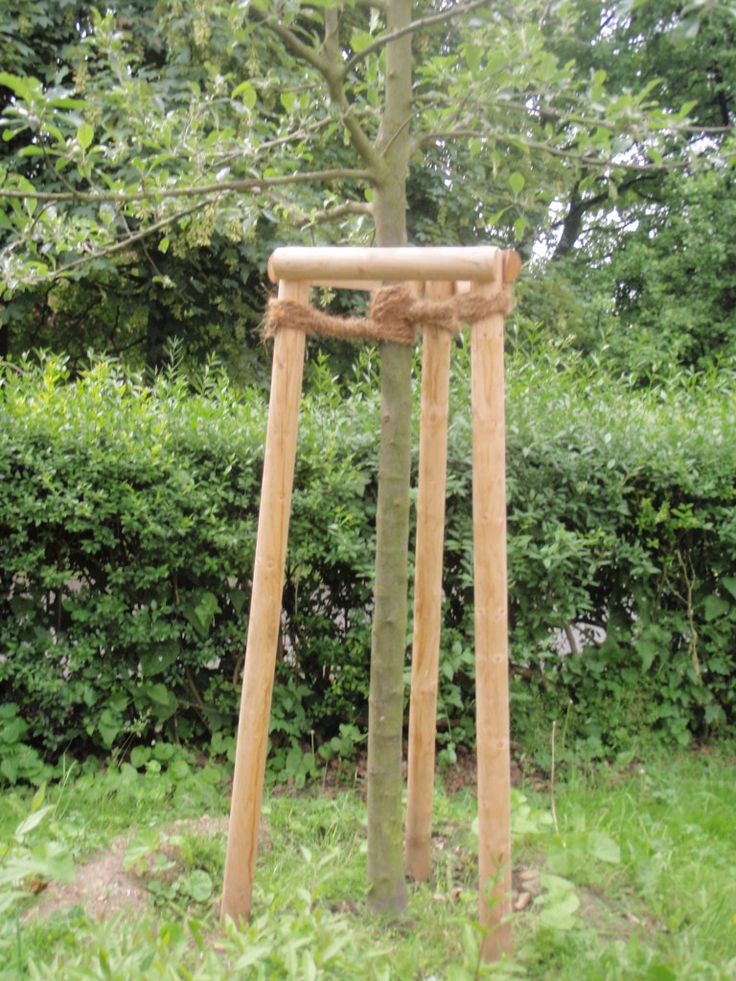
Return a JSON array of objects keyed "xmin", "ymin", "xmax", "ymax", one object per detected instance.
[{"xmin": 1, "ymin": 349, "xmax": 735, "ymax": 780}]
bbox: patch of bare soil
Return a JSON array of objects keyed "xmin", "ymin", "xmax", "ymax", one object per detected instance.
[
  {"xmin": 576, "ymin": 885, "xmax": 658, "ymax": 939},
  {"xmin": 509, "ymin": 868, "xmax": 657, "ymax": 939},
  {"xmin": 26, "ymin": 816, "xmax": 229, "ymax": 924},
  {"xmin": 27, "ymin": 835, "xmax": 149, "ymax": 923}
]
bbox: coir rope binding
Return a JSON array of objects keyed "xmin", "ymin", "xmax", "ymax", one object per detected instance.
[{"xmin": 264, "ymin": 283, "xmax": 513, "ymax": 346}]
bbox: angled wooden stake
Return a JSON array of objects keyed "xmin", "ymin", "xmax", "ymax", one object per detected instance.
[
  {"xmin": 405, "ymin": 280, "xmax": 453, "ymax": 882},
  {"xmin": 471, "ymin": 256, "xmax": 514, "ymax": 960},
  {"xmin": 221, "ymin": 278, "xmax": 309, "ymax": 924}
]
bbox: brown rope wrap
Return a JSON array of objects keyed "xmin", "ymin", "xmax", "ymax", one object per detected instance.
[{"xmin": 264, "ymin": 283, "xmax": 513, "ymax": 346}]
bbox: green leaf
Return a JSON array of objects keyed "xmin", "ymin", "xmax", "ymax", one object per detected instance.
[
  {"xmin": 1, "ymin": 716, "xmax": 29, "ymax": 744},
  {"xmin": 49, "ymin": 97, "xmax": 86, "ymax": 110},
  {"xmin": 97, "ymin": 709, "xmax": 123, "ymax": 749},
  {"xmin": 704, "ymin": 594, "xmax": 729, "ymax": 621},
  {"xmin": 508, "ymin": 172, "xmax": 525, "ymax": 195},
  {"xmin": 182, "ymin": 869, "xmax": 213, "ymax": 902},
  {"xmin": 280, "ymin": 92, "xmax": 296, "ymax": 113},
  {"xmin": 77, "ymin": 122, "xmax": 94, "ymax": 151},
  {"xmin": 0, "ymin": 72, "xmax": 35, "ymax": 101},
  {"xmin": 123, "ymin": 829, "xmax": 162, "ymax": 872},
  {"xmin": 232, "ymin": 80, "xmax": 257, "ymax": 109},
  {"xmin": 0, "ymin": 757, "xmax": 18, "ymax": 784},
  {"xmin": 351, "ymin": 31, "xmax": 374, "ymax": 54},
  {"xmin": 228, "ymin": 588, "xmax": 247, "ymax": 615},
  {"xmin": 183, "ymin": 591, "xmax": 220, "ymax": 639},
  {"xmin": 146, "ymin": 683, "xmax": 174, "ymax": 707},
  {"xmin": 130, "ymin": 745, "xmax": 151, "ymax": 769},
  {"xmin": 169, "ymin": 758, "xmax": 190, "ymax": 779},
  {"xmin": 235, "ymin": 947, "xmax": 273, "ymax": 971},
  {"xmin": 142, "ymin": 684, "xmax": 178, "ymax": 722},
  {"xmin": 588, "ymin": 831, "xmax": 621, "ymax": 865},
  {"xmin": 537, "ymin": 873, "xmax": 580, "ymax": 930},
  {"xmin": 511, "ymin": 789, "xmax": 553, "ymax": 836},
  {"xmin": 513, "ymin": 216, "xmax": 528, "ymax": 239},
  {"xmin": 141, "ymin": 642, "xmax": 179, "ymax": 678},
  {"xmin": 15, "ymin": 804, "xmax": 54, "ymax": 838}
]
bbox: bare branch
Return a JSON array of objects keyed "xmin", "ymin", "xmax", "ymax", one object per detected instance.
[
  {"xmin": 0, "ymin": 168, "xmax": 375, "ymax": 204},
  {"xmin": 345, "ymin": 0, "xmax": 493, "ymax": 72}
]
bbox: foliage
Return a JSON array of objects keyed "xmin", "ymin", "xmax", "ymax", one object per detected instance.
[
  {"xmin": 0, "ymin": 785, "xmax": 73, "ymax": 917},
  {"xmin": 448, "ymin": 341, "xmax": 736, "ymax": 757},
  {"xmin": 0, "ymin": 351, "xmax": 383, "ymax": 767},
  {"xmin": 532, "ymin": 162, "xmax": 736, "ymax": 384},
  {"xmin": 1, "ymin": 1, "xmax": 732, "ymax": 376},
  {"xmin": 1, "ymin": 349, "xmax": 735, "ymax": 777},
  {"xmin": 0, "ymin": 746, "xmax": 735, "ymax": 976}
]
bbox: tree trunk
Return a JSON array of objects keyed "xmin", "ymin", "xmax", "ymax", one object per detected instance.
[{"xmin": 366, "ymin": 0, "xmax": 413, "ymax": 915}]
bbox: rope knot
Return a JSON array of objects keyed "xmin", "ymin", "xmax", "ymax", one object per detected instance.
[{"xmin": 369, "ymin": 285, "xmax": 418, "ymax": 346}]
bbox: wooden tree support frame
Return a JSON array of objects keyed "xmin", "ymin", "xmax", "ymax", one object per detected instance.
[{"xmin": 221, "ymin": 246, "xmax": 520, "ymax": 962}]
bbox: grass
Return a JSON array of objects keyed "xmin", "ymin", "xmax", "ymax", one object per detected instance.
[{"xmin": 1, "ymin": 744, "xmax": 735, "ymax": 979}]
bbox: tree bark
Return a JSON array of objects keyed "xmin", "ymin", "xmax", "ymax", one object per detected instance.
[{"xmin": 366, "ymin": 0, "xmax": 413, "ymax": 915}]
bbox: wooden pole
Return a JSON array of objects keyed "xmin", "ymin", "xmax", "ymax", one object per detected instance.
[
  {"xmin": 221, "ymin": 278, "xmax": 308, "ymax": 924},
  {"xmin": 405, "ymin": 280, "xmax": 453, "ymax": 882},
  {"xmin": 268, "ymin": 246, "xmax": 503, "ymax": 285},
  {"xmin": 471, "ymin": 259, "xmax": 513, "ymax": 960}
]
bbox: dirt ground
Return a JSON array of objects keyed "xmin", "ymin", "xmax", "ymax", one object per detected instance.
[{"xmin": 26, "ymin": 816, "xmax": 228, "ymax": 923}]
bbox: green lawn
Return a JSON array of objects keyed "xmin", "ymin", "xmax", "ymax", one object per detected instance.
[{"xmin": 1, "ymin": 745, "xmax": 735, "ymax": 978}]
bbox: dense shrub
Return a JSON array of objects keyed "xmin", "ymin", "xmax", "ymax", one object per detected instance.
[{"xmin": 1, "ymin": 347, "xmax": 735, "ymax": 779}]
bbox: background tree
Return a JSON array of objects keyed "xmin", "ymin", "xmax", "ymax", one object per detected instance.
[{"xmin": 4, "ymin": 2, "xmax": 732, "ymax": 374}]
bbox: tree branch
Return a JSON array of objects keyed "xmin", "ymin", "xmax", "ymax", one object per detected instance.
[
  {"xmin": 493, "ymin": 97, "xmax": 735, "ymax": 137},
  {"xmin": 345, "ymin": 0, "xmax": 493, "ymax": 72},
  {"xmin": 251, "ymin": 7, "xmax": 384, "ymax": 174},
  {"xmin": 43, "ymin": 202, "xmax": 205, "ymax": 281},
  {"xmin": 250, "ymin": 8, "xmax": 329, "ymax": 75},
  {"xmin": 416, "ymin": 127, "xmax": 734, "ymax": 172},
  {"xmin": 0, "ymin": 168, "xmax": 376, "ymax": 204},
  {"xmin": 288, "ymin": 200, "xmax": 373, "ymax": 228}
]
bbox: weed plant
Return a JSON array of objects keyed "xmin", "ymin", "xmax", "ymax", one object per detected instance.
[{"xmin": 1, "ymin": 744, "xmax": 734, "ymax": 978}]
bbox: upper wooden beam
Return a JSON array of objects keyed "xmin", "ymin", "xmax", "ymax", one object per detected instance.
[{"xmin": 268, "ymin": 246, "xmax": 521, "ymax": 287}]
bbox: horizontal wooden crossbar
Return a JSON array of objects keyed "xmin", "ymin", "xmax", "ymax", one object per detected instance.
[{"xmin": 268, "ymin": 246, "xmax": 521, "ymax": 287}]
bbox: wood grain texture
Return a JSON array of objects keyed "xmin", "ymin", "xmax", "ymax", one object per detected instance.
[
  {"xmin": 220, "ymin": 279, "xmax": 308, "ymax": 924},
  {"xmin": 405, "ymin": 280, "xmax": 453, "ymax": 882},
  {"xmin": 268, "ymin": 246, "xmax": 504, "ymax": 284},
  {"xmin": 470, "ymin": 265, "xmax": 513, "ymax": 960}
]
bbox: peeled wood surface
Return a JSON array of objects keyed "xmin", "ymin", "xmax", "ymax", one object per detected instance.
[
  {"xmin": 268, "ymin": 246, "xmax": 507, "ymax": 284},
  {"xmin": 310, "ymin": 278, "xmax": 383, "ymax": 292},
  {"xmin": 405, "ymin": 281, "xmax": 453, "ymax": 882},
  {"xmin": 471, "ymin": 273, "xmax": 513, "ymax": 960},
  {"xmin": 220, "ymin": 279, "xmax": 308, "ymax": 924}
]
